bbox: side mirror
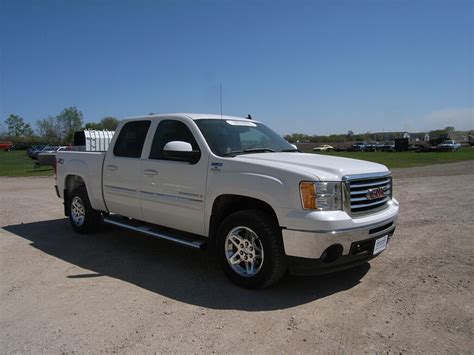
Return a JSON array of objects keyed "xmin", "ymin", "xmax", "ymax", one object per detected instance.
[{"xmin": 162, "ymin": 141, "xmax": 200, "ymax": 163}]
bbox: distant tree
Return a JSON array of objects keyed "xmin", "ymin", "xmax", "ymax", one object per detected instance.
[
  {"xmin": 0, "ymin": 121, "xmax": 6, "ymax": 138},
  {"xmin": 57, "ymin": 107, "xmax": 84, "ymax": 143},
  {"xmin": 100, "ymin": 116, "xmax": 119, "ymax": 130},
  {"xmin": 37, "ymin": 116, "xmax": 61, "ymax": 144},
  {"xmin": 84, "ymin": 122, "xmax": 104, "ymax": 130},
  {"xmin": 4, "ymin": 114, "xmax": 33, "ymax": 137},
  {"xmin": 83, "ymin": 116, "xmax": 119, "ymax": 131},
  {"xmin": 429, "ymin": 126, "xmax": 455, "ymax": 138}
]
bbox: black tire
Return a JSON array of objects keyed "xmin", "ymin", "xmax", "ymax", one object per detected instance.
[
  {"xmin": 69, "ymin": 186, "xmax": 102, "ymax": 233},
  {"xmin": 217, "ymin": 209, "xmax": 287, "ymax": 289}
]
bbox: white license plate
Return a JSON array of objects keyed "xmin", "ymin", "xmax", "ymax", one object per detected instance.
[{"xmin": 373, "ymin": 235, "xmax": 388, "ymax": 255}]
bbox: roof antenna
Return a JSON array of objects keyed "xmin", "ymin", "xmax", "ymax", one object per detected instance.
[
  {"xmin": 219, "ymin": 83, "xmax": 224, "ymax": 155},
  {"xmin": 246, "ymin": 114, "xmax": 252, "ymax": 120},
  {"xmin": 219, "ymin": 83, "xmax": 223, "ymax": 119}
]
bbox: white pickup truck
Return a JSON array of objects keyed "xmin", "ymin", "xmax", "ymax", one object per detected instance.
[{"xmin": 55, "ymin": 113, "xmax": 399, "ymax": 288}]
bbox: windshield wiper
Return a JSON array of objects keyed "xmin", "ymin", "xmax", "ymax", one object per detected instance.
[
  {"xmin": 222, "ymin": 150, "xmax": 244, "ymax": 157},
  {"xmin": 281, "ymin": 148, "xmax": 300, "ymax": 152},
  {"xmin": 243, "ymin": 148, "xmax": 275, "ymax": 153},
  {"xmin": 222, "ymin": 148, "xmax": 275, "ymax": 157}
]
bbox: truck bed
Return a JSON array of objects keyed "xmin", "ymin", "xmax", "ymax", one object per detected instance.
[{"xmin": 56, "ymin": 151, "xmax": 107, "ymax": 212}]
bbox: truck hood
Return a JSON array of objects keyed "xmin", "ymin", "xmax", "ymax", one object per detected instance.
[{"xmin": 234, "ymin": 152, "xmax": 389, "ymax": 181}]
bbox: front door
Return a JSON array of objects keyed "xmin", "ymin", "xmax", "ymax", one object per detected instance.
[{"xmin": 140, "ymin": 119, "xmax": 208, "ymax": 236}]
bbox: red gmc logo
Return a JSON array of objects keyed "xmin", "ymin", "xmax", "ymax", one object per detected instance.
[{"xmin": 367, "ymin": 187, "xmax": 385, "ymax": 200}]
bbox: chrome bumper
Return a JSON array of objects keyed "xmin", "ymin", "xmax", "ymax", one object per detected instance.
[{"xmin": 282, "ymin": 218, "xmax": 397, "ymax": 259}]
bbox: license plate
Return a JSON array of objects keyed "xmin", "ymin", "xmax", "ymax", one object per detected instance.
[{"xmin": 373, "ymin": 235, "xmax": 388, "ymax": 254}]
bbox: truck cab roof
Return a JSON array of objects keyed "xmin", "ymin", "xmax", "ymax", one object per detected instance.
[{"xmin": 121, "ymin": 113, "xmax": 259, "ymax": 123}]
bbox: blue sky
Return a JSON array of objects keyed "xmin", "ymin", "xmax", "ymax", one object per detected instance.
[{"xmin": 1, "ymin": 0, "xmax": 473, "ymax": 135}]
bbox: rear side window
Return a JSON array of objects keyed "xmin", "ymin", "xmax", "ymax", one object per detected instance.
[
  {"xmin": 113, "ymin": 120, "xmax": 151, "ymax": 158},
  {"xmin": 149, "ymin": 120, "xmax": 200, "ymax": 160}
]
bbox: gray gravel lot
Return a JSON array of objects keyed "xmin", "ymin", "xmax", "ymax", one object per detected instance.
[{"xmin": 1, "ymin": 161, "xmax": 473, "ymax": 353}]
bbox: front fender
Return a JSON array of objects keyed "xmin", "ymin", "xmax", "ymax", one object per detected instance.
[{"xmin": 205, "ymin": 170, "xmax": 293, "ymax": 233}]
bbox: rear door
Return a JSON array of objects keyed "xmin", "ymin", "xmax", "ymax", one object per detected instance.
[
  {"xmin": 140, "ymin": 119, "xmax": 208, "ymax": 236},
  {"xmin": 103, "ymin": 120, "xmax": 151, "ymax": 219}
]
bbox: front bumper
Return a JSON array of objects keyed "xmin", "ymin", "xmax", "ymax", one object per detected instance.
[
  {"xmin": 287, "ymin": 233, "xmax": 394, "ymax": 275},
  {"xmin": 282, "ymin": 214, "xmax": 397, "ymax": 260}
]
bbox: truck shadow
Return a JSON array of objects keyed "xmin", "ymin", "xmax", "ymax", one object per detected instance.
[{"xmin": 4, "ymin": 219, "xmax": 370, "ymax": 311}]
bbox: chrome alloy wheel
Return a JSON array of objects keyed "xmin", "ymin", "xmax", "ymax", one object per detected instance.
[
  {"xmin": 224, "ymin": 226, "xmax": 264, "ymax": 277},
  {"xmin": 71, "ymin": 196, "xmax": 86, "ymax": 226}
]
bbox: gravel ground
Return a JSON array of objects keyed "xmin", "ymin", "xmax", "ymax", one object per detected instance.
[{"xmin": 1, "ymin": 161, "xmax": 473, "ymax": 353}]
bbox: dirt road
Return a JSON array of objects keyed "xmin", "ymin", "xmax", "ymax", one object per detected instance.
[{"xmin": 1, "ymin": 161, "xmax": 473, "ymax": 353}]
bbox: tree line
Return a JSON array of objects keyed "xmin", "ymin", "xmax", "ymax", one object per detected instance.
[{"xmin": 1, "ymin": 107, "xmax": 119, "ymax": 145}]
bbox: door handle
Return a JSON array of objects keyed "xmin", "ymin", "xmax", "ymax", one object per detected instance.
[
  {"xmin": 143, "ymin": 169, "xmax": 158, "ymax": 176},
  {"xmin": 107, "ymin": 165, "xmax": 118, "ymax": 171}
]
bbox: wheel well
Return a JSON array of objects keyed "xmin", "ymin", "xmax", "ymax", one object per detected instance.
[
  {"xmin": 65, "ymin": 175, "xmax": 85, "ymax": 194},
  {"xmin": 209, "ymin": 194, "xmax": 280, "ymax": 244},
  {"xmin": 64, "ymin": 175, "xmax": 86, "ymax": 216}
]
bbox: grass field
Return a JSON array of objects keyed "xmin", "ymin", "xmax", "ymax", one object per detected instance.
[
  {"xmin": 0, "ymin": 150, "xmax": 54, "ymax": 177},
  {"xmin": 1, "ymin": 148, "xmax": 474, "ymax": 177},
  {"xmin": 308, "ymin": 148, "xmax": 474, "ymax": 169}
]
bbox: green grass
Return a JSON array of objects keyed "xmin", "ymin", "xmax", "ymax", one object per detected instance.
[
  {"xmin": 308, "ymin": 148, "xmax": 474, "ymax": 169},
  {"xmin": 0, "ymin": 150, "xmax": 54, "ymax": 177}
]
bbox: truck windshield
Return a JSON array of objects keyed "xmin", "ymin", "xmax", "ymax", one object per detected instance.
[{"xmin": 195, "ymin": 119, "xmax": 296, "ymax": 157}]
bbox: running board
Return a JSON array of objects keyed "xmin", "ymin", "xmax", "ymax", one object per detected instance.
[{"xmin": 103, "ymin": 216, "xmax": 206, "ymax": 250}]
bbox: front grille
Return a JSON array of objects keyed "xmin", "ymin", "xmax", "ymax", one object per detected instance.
[{"xmin": 343, "ymin": 173, "xmax": 392, "ymax": 215}]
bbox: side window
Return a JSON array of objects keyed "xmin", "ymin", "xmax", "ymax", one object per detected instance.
[
  {"xmin": 149, "ymin": 120, "xmax": 200, "ymax": 161},
  {"xmin": 113, "ymin": 120, "xmax": 151, "ymax": 158}
]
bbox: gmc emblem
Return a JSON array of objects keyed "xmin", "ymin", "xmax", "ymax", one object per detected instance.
[{"xmin": 367, "ymin": 187, "xmax": 385, "ymax": 200}]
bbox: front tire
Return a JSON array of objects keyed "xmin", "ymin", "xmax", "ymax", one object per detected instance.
[
  {"xmin": 217, "ymin": 210, "xmax": 287, "ymax": 289},
  {"xmin": 69, "ymin": 186, "xmax": 102, "ymax": 233}
]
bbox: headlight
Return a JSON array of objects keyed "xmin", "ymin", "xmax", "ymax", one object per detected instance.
[{"xmin": 299, "ymin": 181, "xmax": 342, "ymax": 211}]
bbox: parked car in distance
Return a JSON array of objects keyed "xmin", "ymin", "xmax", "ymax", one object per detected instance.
[
  {"xmin": 37, "ymin": 146, "xmax": 69, "ymax": 167},
  {"xmin": 30, "ymin": 145, "xmax": 65, "ymax": 160},
  {"xmin": 0, "ymin": 142, "xmax": 14, "ymax": 151},
  {"xmin": 351, "ymin": 142, "xmax": 367, "ymax": 151},
  {"xmin": 29, "ymin": 145, "xmax": 53, "ymax": 159},
  {"xmin": 27, "ymin": 145, "xmax": 44, "ymax": 158},
  {"xmin": 312, "ymin": 144, "xmax": 334, "ymax": 152},
  {"xmin": 380, "ymin": 141, "xmax": 395, "ymax": 152},
  {"xmin": 438, "ymin": 140, "xmax": 461, "ymax": 151},
  {"xmin": 55, "ymin": 113, "xmax": 399, "ymax": 289},
  {"xmin": 365, "ymin": 141, "xmax": 382, "ymax": 152}
]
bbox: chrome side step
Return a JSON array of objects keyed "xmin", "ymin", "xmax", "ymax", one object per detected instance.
[{"xmin": 103, "ymin": 216, "xmax": 206, "ymax": 250}]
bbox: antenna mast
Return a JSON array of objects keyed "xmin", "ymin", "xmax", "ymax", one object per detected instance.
[
  {"xmin": 219, "ymin": 83, "xmax": 223, "ymax": 118},
  {"xmin": 219, "ymin": 83, "xmax": 224, "ymax": 154}
]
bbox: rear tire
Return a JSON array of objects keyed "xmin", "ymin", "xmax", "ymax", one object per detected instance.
[
  {"xmin": 69, "ymin": 186, "xmax": 102, "ymax": 233},
  {"xmin": 217, "ymin": 209, "xmax": 287, "ymax": 289}
]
